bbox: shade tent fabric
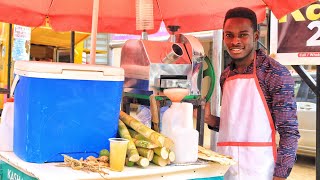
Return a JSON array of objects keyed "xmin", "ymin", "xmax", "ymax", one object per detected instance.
[{"xmin": 0, "ymin": 0, "xmax": 316, "ymax": 35}]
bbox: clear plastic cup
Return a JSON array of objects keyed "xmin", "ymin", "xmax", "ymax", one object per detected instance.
[{"xmin": 109, "ymin": 138, "xmax": 129, "ymax": 172}]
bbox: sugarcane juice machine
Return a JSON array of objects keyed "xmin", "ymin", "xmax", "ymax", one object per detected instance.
[{"xmin": 120, "ymin": 30, "xmax": 215, "ymax": 146}]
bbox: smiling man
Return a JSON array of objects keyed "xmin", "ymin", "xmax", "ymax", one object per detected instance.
[{"xmin": 204, "ymin": 7, "xmax": 300, "ymax": 180}]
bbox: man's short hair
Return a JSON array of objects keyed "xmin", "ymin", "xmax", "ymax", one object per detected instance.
[{"xmin": 223, "ymin": 7, "xmax": 258, "ymax": 31}]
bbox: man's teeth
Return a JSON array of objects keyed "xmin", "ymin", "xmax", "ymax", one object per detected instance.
[{"xmin": 231, "ymin": 49, "xmax": 242, "ymax": 53}]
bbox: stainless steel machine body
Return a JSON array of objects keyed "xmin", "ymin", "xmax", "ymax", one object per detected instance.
[{"xmin": 120, "ymin": 34, "xmax": 205, "ymax": 96}]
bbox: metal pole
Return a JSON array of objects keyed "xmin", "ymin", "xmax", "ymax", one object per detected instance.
[
  {"xmin": 7, "ymin": 24, "xmax": 12, "ymax": 98},
  {"xmin": 107, "ymin": 34, "xmax": 113, "ymax": 66},
  {"xmin": 70, "ymin": 31, "xmax": 75, "ymax": 63},
  {"xmin": 210, "ymin": 29, "xmax": 222, "ymax": 151},
  {"xmin": 317, "ymin": 65, "xmax": 320, "ymax": 180}
]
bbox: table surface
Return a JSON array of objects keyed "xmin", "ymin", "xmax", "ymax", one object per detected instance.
[{"xmin": 0, "ymin": 151, "xmax": 229, "ymax": 180}]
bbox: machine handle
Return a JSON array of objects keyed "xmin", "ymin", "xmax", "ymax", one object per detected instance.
[{"xmin": 203, "ymin": 56, "xmax": 215, "ymax": 102}]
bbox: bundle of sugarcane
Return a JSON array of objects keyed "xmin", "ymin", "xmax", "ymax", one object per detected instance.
[
  {"xmin": 118, "ymin": 112, "xmax": 176, "ymax": 167},
  {"xmin": 120, "ymin": 111, "xmax": 173, "ymax": 149}
]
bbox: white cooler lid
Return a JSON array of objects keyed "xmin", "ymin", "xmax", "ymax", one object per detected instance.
[{"xmin": 14, "ymin": 61, "xmax": 124, "ymax": 81}]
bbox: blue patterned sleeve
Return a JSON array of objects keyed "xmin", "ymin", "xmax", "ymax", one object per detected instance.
[{"xmin": 268, "ymin": 65, "xmax": 300, "ymax": 178}]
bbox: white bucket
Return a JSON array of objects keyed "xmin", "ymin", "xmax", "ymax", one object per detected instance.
[{"xmin": 0, "ymin": 101, "xmax": 14, "ymax": 151}]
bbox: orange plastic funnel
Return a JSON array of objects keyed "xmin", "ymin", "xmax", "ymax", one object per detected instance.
[{"xmin": 163, "ymin": 88, "xmax": 189, "ymax": 102}]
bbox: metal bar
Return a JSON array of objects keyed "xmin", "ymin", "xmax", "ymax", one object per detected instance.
[
  {"xmin": 196, "ymin": 99, "xmax": 205, "ymax": 146},
  {"xmin": 70, "ymin": 31, "xmax": 75, "ymax": 63},
  {"xmin": 210, "ymin": 30, "xmax": 222, "ymax": 151},
  {"xmin": 292, "ymin": 65, "xmax": 319, "ymax": 96},
  {"xmin": 121, "ymin": 96, "xmax": 131, "ymax": 114},
  {"xmin": 7, "ymin": 24, "xmax": 12, "ymax": 98},
  {"xmin": 267, "ymin": 9, "xmax": 271, "ymax": 55},
  {"xmin": 317, "ymin": 65, "xmax": 320, "ymax": 180}
]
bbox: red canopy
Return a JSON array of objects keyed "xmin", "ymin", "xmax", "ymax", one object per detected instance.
[{"xmin": 0, "ymin": 0, "xmax": 316, "ymax": 34}]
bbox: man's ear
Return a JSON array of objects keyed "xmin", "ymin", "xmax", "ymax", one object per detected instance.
[{"xmin": 254, "ymin": 30, "xmax": 260, "ymax": 42}]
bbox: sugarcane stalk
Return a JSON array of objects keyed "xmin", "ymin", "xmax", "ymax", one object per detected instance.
[
  {"xmin": 136, "ymin": 156, "xmax": 149, "ymax": 168},
  {"xmin": 120, "ymin": 111, "xmax": 174, "ymax": 149},
  {"xmin": 152, "ymin": 155, "xmax": 167, "ymax": 167},
  {"xmin": 128, "ymin": 129, "xmax": 150, "ymax": 141},
  {"xmin": 125, "ymin": 158, "xmax": 134, "ymax": 167},
  {"xmin": 118, "ymin": 120, "xmax": 140, "ymax": 162},
  {"xmin": 154, "ymin": 147, "xmax": 168, "ymax": 159},
  {"xmin": 137, "ymin": 147, "xmax": 154, "ymax": 161},
  {"xmin": 132, "ymin": 138, "xmax": 158, "ymax": 149},
  {"xmin": 149, "ymin": 94, "xmax": 160, "ymax": 132},
  {"xmin": 166, "ymin": 157, "xmax": 171, "ymax": 165}
]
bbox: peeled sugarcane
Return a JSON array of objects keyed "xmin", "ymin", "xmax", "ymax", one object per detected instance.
[
  {"xmin": 118, "ymin": 120, "xmax": 140, "ymax": 162},
  {"xmin": 132, "ymin": 138, "xmax": 158, "ymax": 149},
  {"xmin": 120, "ymin": 111, "xmax": 174, "ymax": 149},
  {"xmin": 153, "ymin": 147, "xmax": 168, "ymax": 159},
  {"xmin": 137, "ymin": 147, "xmax": 154, "ymax": 161},
  {"xmin": 136, "ymin": 156, "xmax": 150, "ymax": 168},
  {"xmin": 152, "ymin": 154, "xmax": 167, "ymax": 167}
]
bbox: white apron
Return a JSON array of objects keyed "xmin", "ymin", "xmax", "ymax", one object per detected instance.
[{"xmin": 217, "ymin": 57, "xmax": 277, "ymax": 180}]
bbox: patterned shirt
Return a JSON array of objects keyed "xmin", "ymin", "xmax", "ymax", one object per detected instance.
[{"xmin": 219, "ymin": 49, "xmax": 300, "ymax": 178}]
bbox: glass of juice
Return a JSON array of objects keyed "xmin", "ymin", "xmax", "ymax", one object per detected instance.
[{"xmin": 109, "ymin": 138, "xmax": 129, "ymax": 172}]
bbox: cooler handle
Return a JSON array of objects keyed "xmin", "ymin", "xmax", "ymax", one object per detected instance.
[{"xmin": 10, "ymin": 75, "xmax": 20, "ymax": 98}]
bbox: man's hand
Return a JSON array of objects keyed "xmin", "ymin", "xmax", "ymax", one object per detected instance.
[
  {"xmin": 273, "ymin": 177, "xmax": 286, "ymax": 180},
  {"xmin": 193, "ymin": 102, "xmax": 219, "ymax": 128}
]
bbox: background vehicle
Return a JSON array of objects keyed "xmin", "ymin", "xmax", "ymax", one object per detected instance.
[{"xmin": 292, "ymin": 73, "xmax": 316, "ymax": 157}]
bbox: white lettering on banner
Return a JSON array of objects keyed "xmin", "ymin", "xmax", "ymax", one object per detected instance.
[
  {"xmin": 306, "ymin": 21, "xmax": 320, "ymax": 46},
  {"xmin": 7, "ymin": 169, "xmax": 23, "ymax": 180},
  {"xmin": 298, "ymin": 52, "xmax": 320, "ymax": 57}
]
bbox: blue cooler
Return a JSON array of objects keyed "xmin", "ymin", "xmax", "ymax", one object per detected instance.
[{"xmin": 13, "ymin": 61, "xmax": 124, "ymax": 163}]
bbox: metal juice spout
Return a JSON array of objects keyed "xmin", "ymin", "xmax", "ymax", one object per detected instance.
[{"xmin": 162, "ymin": 44, "xmax": 183, "ymax": 64}]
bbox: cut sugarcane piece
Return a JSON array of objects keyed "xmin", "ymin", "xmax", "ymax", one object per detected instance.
[
  {"xmin": 118, "ymin": 120, "xmax": 140, "ymax": 162},
  {"xmin": 168, "ymin": 150, "xmax": 176, "ymax": 162},
  {"xmin": 154, "ymin": 147, "xmax": 168, "ymax": 159},
  {"xmin": 137, "ymin": 147, "xmax": 154, "ymax": 161},
  {"xmin": 166, "ymin": 157, "xmax": 171, "ymax": 165},
  {"xmin": 132, "ymin": 138, "xmax": 158, "ymax": 149},
  {"xmin": 120, "ymin": 111, "xmax": 174, "ymax": 149},
  {"xmin": 152, "ymin": 155, "xmax": 167, "ymax": 167},
  {"xmin": 136, "ymin": 156, "xmax": 150, "ymax": 168},
  {"xmin": 125, "ymin": 158, "xmax": 134, "ymax": 167}
]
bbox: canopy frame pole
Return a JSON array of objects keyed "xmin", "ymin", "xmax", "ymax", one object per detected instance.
[
  {"xmin": 70, "ymin": 31, "xmax": 75, "ymax": 63},
  {"xmin": 89, "ymin": 0, "xmax": 99, "ymax": 64}
]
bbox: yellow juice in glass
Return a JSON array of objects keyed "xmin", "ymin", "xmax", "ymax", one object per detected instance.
[{"xmin": 109, "ymin": 138, "xmax": 129, "ymax": 172}]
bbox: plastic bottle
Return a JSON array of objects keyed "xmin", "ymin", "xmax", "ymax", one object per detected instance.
[{"xmin": 0, "ymin": 98, "xmax": 14, "ymax": 151}]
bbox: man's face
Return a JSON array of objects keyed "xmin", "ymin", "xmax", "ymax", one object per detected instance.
[{"xmin": 223, "ymin": 18, "xmax": 259, "ymax": 62}]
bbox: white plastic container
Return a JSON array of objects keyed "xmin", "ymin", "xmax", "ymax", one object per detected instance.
[
  {"xmin": 161, "ymin": 102, "xmax": 193, "ymax": 134},
  {"xmin": 161, "ymin": 102, "xmax": 198, "ymax": 163},
  {"xmin": 171, "ymin": 128, "xmax": 199, "ymax": 163},
  {"xmin": 0, "ymin": 101, "xmax": 14, "ymax": 151}
]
